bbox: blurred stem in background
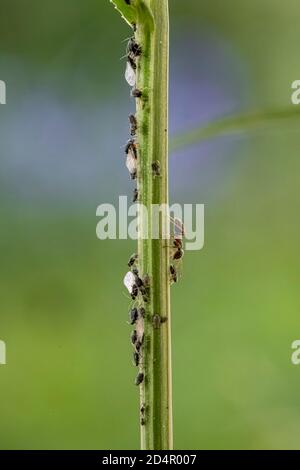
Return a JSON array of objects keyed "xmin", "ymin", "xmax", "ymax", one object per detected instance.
[
  {"xmin": 170, "ymin": 107, "xmax": 300, "ymax": 151},
  {"xmin": 110, "ymin": 0, "xmax": 172, "ymax": 450}
]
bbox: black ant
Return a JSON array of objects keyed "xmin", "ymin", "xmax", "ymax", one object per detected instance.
[
  {"xmin": 152, "ymin": 161, "xmax": 161, "ymax": 176},
  {"xmin": 135, "ymin": 372, "xmax": 144, "ymax": 386}
]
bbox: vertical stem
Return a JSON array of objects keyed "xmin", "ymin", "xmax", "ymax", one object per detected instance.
[
  {"xmin": 110, "ymin": 0, "xmax": 172, "ymax": 450},
  {"xmin": 136, "ymin": 0, "xmax": 172, "ymax": 450}
]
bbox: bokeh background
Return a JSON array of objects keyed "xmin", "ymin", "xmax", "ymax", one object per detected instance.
[{"xmin": 0, "ymin": 0, "xmax": 300, "ymax": 450}]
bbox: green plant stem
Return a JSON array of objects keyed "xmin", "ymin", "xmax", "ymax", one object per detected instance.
[
  {"xmin": 110, "ymin": 0, "xmax": 172, "ymax": 450},
  {"xmin": 136, "ymin": 0, "xmax": 172, "ymax": 450}
]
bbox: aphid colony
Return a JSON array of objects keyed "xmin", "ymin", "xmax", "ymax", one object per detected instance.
[
  {"xmin": 124, "ymin": 253, "xmax": 148, "ymax": 397},
  {"xmin": 169, "ymin": 217, "xmax": 185, "ymax": 285},
  {"xmin": 124, "ymin": 30, "xmax": 142, "ymax": 187},
  {"xmin": 121, "ymin": 19, "xmax": 185, "ymax": 428},
  {"xmin": 122, "ymin": 27, "xmax": 148, "ymax": 396}
]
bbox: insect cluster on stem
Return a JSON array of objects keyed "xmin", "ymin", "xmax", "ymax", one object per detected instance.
[
  {"xmin": 123, "ymin": 27, "xmax": 142, "ymax": 202},
  {"xmin": 119, "ymin": 9, "xmax": 184, "ymax": 428},
  {"xmin": 124, "ymin": 251, "xmax": 149, "ymax": 388},
  {"xmin": 121, "ymin": 22, "xmax": 150, "ymax": 390},
  {"xmin": 169, "ymin": 218, "xmax": 185, "ymax": 285}
]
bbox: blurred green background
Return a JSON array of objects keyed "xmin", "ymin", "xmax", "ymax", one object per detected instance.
[{"xmin": 0, "ymin": 0, "xmax": 300, "ymax": 450}]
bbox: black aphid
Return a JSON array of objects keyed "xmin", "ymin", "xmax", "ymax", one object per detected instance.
[
  {"xmin": 131, "ymin": 170, "xmax": 137, "ymax": 181},
  {"xmin": 132, "ymin": 88, "xmax": 142, "ymax": 98},
  {"xmin": 135, "ymin": 334, "xmax": 144, "ymax": 353},
  {"xmin": 124, "ymin": 0, "xmax": 131, "ymax": 5},
  {"xmin": 133, "ymin": 188, "xmax": 138, "ymax": 203},
  {"xmin": 152, "ymin": 161, "xmax": 161, "ymax": 176},
  {"xmin": 125, "ymin": 139, "xmax": 138, "ymax": 159},
  {"xmin": 127, "ymin": 55, "xmax": 137, "ymax": 71},
  {"xmin": 125, "ymin": 139, "xmax": 138, "ymax": 179},
  {"xmin": 141, "ymin": 276, "xmax": 150, "ymax": 302},
  {"xmin": 173, "ymin": 238, "xmax": 183, "ymax": 249},
  {"xmin": 152, "ymin": 314, "xmax": 161, "ymax": 329},
  {"xmin": 131, "ymin": 284, "xmax": 138, "ymax": 300},
  {"xmin": 135, "ymin": 372, "xmax": 144, "ymax": 386},
  {"xmin": 129, "ymin": 114, "xmax": 138, "ymax": 136},
  {"xmin": 127, "ymin": 38, "xmax": 142, "ymax": 59},
  {"xmin": 173, "ymin": 248, "xmax": 184, "ymax": 260},
  {"xmin": 131, "ymin": 329, "xmax": 138, "ymax": 346},
  {"xmin": 132, "ymin": 268, "xmax": 144, "ymax": 289},
  {"xmin": 171, "ymin": 218, "xmax": 185, "ymax": 251},
  {"xmin": 143, "ymin": 274, "xmax": 150, "ymax": 289},
  {"xmin": 141, "ymin": 418, "xmax": 146, "ymax": 426},
  {"xmin": 136, "ymin": 277, "xmax": 144, "ymax": 289},
  {"xmin": 128, "ymin": 253, "xmax": 138, "ymax": 268},
  {"xmin": 133, "ymin": 352, "xmax": 140, "ymax": 367},
  {"xmin": 129, "ymin": 307, "xmax": 139, "ymax": 325},
  {"xmin": 139, "ymin": 307, "xmax": 146, "ymax": 318},
  {"xmin": 170, "ymin": 265, "xmax": 177, "ymax": 283},
  {"xmin": 141, "ymin": 287, "xmax": 149, "ymax": 303}
]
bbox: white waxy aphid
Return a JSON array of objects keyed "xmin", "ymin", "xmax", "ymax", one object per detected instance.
[
  {"xmin": 123, "ymin": 271, "xmax": 136, "ymax": 294},
  {"xmin": 170, "ymin": 217, "xmax": 185, "ymax": 238},
  {"xmin": 125, "ymin": 61, "xmax": 136, "ymax": 87},
  {"xmin": 136, "ymin": 316, "xmax": 144, "ymax": 343},
  {"xmin": 126, "ymin": 151, "xmax": 137, "ymax": 178}
]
